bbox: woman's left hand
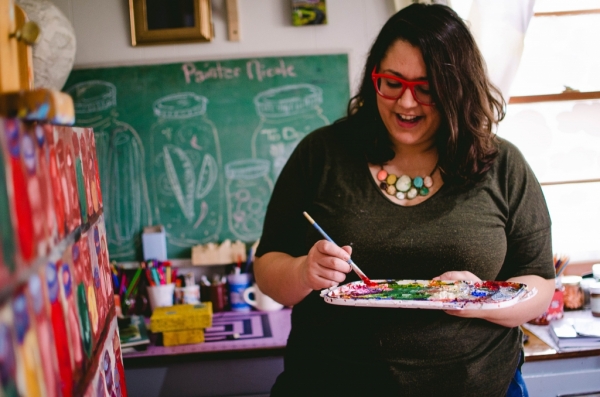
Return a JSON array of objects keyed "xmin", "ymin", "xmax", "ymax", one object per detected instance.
[
  {"xmin": 433, "ymin": 270, "xmax": 484, "ymax": 319},
  {"xmin": 433, "ymin": 271, "xmax": 481, "ymax": 283},
  {"xmin": 433, "ymin": 271, "xmax": 556, "ymax": 326}
]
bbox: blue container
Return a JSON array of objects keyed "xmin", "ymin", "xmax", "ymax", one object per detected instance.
[
  {"xmin": 142, "ymin": 225, "xmax": 167, "ymax": 261},
  {"xmin": 227, "ymin": 273, "xmax": 252, "ymax": 311}
]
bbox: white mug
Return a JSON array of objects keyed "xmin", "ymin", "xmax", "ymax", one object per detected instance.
[
  {"xmin": 243, "ymin": 283, "xmax": 284, "ymax": 312},
  {"xmin": 175, "ymin": 285, "xmax": 200, "ymax": 305}
]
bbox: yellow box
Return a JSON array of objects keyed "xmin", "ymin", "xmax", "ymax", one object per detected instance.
[
  {"xmin": 150, "ymin": 302, "xmax": 212, "ymax": 333},
  {"xmin": 162, "ymin": 329, "xmax": 205, "ymax": 347}
]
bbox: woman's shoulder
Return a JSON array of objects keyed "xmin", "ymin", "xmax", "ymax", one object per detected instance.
[
  {"xmin": 487, "ymin": 136, "xmax": 538, "ymax": 188},
  {"xmin": 304, "ymin": 117, "xmax": 352, "ymax": 140},
  {"xmin": 493, "ymin": 136, "xmax": 530, "ymax": 169},
  {"xmin": 298, "ymin": 118, "xmax": 357, "ymax": 151}
]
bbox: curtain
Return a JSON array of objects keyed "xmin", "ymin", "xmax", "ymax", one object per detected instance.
[{"xmin": 461, "ymin": 0, "xmax": 537, "ymax": 100}]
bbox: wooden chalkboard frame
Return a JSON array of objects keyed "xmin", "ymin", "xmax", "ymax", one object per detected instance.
[{"xmin": 128, "ymin": 0, "xmax": 213, "ymax": 46}]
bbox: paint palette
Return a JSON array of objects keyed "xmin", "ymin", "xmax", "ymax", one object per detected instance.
[{"xmin": 321, "ymin": 279, "xmax": 536, "ymax": 310}]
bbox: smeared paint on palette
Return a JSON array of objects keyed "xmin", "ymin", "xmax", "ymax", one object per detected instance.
[{"xmin": 321, "ymin": 280, "xmax": 534, "ymax": 310}]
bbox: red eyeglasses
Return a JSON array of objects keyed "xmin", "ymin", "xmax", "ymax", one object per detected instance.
[{"xmin": 371, "ymin": 67, "xmax": 434, "ymax": 106}]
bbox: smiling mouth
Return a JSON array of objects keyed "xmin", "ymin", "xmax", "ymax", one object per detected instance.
[{"xmin": 396, "ymin": 114, "xmax": 422, "ymax": 123}]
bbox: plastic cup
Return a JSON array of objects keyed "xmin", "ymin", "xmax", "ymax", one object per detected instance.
[
  {"xmin": 147, "ymin": 283, "xmax": 175, "ymax": 310},
  {"xmin": 227, "ymin": 273, "xmax": 252, "ymax": 312}
]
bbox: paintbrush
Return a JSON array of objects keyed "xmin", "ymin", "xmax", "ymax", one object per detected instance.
[
  {"xmin": 302, "ymin": 211, "xmax": 375, "ymax": 286},
  {"xmin": 555, "ymin": 254, "xmax": 570, "ymax": 277}
]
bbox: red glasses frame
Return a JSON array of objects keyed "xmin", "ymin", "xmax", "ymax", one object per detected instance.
[{"xmin": 371, "ymin": 67, "xmax": 434, "ymax": 106}]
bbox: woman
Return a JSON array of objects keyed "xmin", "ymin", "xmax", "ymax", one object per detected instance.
[{"xmin": 254, "ymin": 4, "xmax": 555, "ymax": 396}]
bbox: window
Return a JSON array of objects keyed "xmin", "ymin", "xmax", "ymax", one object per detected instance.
[{"xmin": 496, "ymin": 0, "xmax": 600, "ymax": 263}]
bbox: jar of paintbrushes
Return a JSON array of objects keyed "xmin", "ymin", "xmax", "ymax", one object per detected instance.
[{"xmin": 553, "ymin": 254, "xmax": 584, "ymax": 311}]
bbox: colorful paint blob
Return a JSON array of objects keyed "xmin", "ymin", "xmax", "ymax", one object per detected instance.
[{"xmin": 321, "ymin": 280, "xmax": 533, "ymax": 310}]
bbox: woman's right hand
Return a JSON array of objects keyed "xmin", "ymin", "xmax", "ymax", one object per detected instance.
[{"xmin": 300, "ymin": 240, "xmax": 353, "ymax": 290}]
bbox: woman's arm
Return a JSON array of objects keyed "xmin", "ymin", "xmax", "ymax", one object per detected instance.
[
  {"xmin": 254, "ymin": 241, "xmax": 353, "ymax": 307},
  {"xmin": 436, "ymin": 271, "xmax": 555, "ymax": 327}
]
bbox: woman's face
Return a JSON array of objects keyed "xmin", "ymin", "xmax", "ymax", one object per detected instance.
[{"xmin": 376, "ymin": 40, "xmax": 441, "ymax": 152}]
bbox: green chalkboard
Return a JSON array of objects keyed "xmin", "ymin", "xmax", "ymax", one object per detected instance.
[{"xmin": 63, "ymin": 54, "xmax": 350, "ymax": 261}]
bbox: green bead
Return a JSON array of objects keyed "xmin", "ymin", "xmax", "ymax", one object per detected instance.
[{"xmin": 419, "ymin": 187, "xmax": 429, "ymax": 196}]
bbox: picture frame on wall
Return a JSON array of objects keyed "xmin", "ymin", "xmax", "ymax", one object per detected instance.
[
  {"xmin": 128, "ymin": 0, "xmax": 213, "ymax": 46},
  {"xmin": 291, "ymin": 0, "xmax": 327, "ymax": 26}
]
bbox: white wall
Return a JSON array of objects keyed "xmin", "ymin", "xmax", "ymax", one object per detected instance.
[{"xmin": 51, "ymin": 0, "xmax": 394, "ymax": 95}]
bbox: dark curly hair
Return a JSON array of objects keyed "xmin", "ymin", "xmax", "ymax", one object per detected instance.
[{"xmin": 346, "ymin": 3, "xmax": 505, "ymax": 186}]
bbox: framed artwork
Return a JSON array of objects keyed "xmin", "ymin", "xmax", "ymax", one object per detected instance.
[
  {"xmin": 291, "ymin": 0, "xmax": 327, "ymax": 26},
  {"xmin": 128, "ymin": 0, "xmax": 213, "ymax": 46}
]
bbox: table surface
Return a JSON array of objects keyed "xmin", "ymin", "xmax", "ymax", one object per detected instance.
[
  {"xmin": 123, "ymin": 308, "xmax": 291, "ymax": 359},
  {"xmin": 522, "ymin": 309, "xmax": 600, "ymax": 361},
  {"xmin": 122, "ymin": 307, "xmax": 600, "ymax": 363}
]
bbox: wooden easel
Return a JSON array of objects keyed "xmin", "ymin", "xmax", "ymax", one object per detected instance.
[{"xmin": 0, "ymin": 0, "xmax": 74, "ymax": 125}]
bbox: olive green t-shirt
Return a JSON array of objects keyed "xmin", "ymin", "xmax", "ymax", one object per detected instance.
[{"xmin": 257, "ymin": 120, "xmax": 554, "ymax": 397}]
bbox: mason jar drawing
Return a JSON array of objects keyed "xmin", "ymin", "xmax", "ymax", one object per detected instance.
[
  {"xmin": 150, "ymin": 93, "xmax": 223, "ymax": 247},
  {"xmin": 66, "ymin": 80, "xmax": 152, "ymax": 259},
  {"xmin": 251, "ymin": 84, "xmax": 329, "ymax": 182},
  {"xmin": 225, "ymin": 159, "xmax": 273, "ymax": 241}
]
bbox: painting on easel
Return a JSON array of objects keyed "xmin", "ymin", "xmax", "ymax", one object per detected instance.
[{"xmin": 0, "ymin": 119, "xmax": 126, "ymax": 396}]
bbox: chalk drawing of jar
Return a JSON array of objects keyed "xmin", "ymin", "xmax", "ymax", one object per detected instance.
[
  {"xmin": 225, "ymin": 159, "xmax": 273, "ymax": 241},
  {"xmin": 251, "ymin": 84, "xmax": 329, "ymax": 182},
  {"xmin": 67, "ymin": 80, "xmax": 152, "ymax": 259},
  {"xmin": 150, "ymin": 93, "xmax": 222, "ymax": 248}
]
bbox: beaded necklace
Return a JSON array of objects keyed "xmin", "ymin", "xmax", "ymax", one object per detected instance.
[{"xmin": 377, "ymin": 164, "xmax": 438, "ymax": 200}]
